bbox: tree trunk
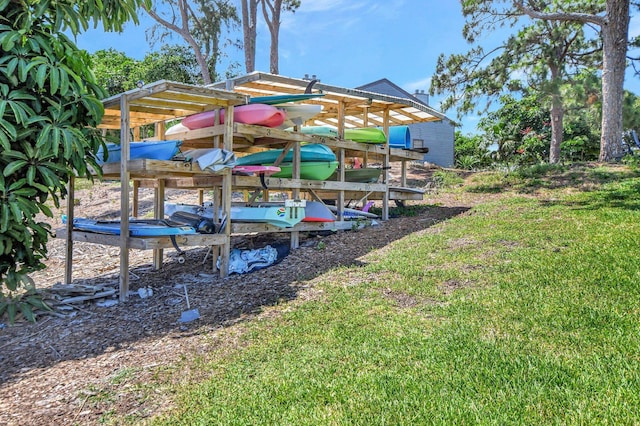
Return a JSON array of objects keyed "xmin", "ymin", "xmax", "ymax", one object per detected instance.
[
  {"xmin": 549, "ymin": 63, "xmax": 563, "ymax": 164},
  {"xmin": 269, "ymin": 13, "xmax": 280, "ymax": 74},
  {"xmin": 241, "ymin": 0, "xmax": 258, "ymax": 73},
  {"xmin": 262, "ymin": 0, "xmax": 281, "ymax": 74},
  {"xmin": 599, "ymin": 0, "xmax": 629, "ymax": 161},
  {"xmin": 549, "ymin": 91, "xmax": 564, "ymax": 163}
]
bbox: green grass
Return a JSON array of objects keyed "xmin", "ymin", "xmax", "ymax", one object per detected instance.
[{"xmin": 146, "ymin": 164, "xmax": 640, "ymax": 425}]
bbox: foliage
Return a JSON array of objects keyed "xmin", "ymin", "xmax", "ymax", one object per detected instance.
[
  {"xmin": 431, "ymin": 1, "xmax": 601, "ymax": 164},
  {"xmin": 91, "ymin": 46, "xmax": 204, "ymax": 97},
  {"xmin": 0, "ymin": 0, "xmax": 149, "ymax": 322},
  {"xmin": 142, "ymin": 45, "xmax": 204, "ymax": 85},
  {"xmin": 479, "ymin": 93, "xmax": 551, "ymax": 166},
  {"xmin": 91, "ymin": 49, "xmax": 146, "ymax": 96},
  {"xmin": 432, "ymin": 169, "xmax": 465, "ymax": 188},
  {"xmin": 433, "ymin": 0, "xmax": 633, "ymax": 162},
  {"xmin": 477, "ymin": 78, "xmax": 607, "ymax": 166},
  {"xmin": 454, "ymin": 131, "xmax": 491, "ymax": 170}
]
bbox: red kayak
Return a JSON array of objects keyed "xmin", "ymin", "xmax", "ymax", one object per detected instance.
[{"xmin": 182, "ymin": 104, "xmax": 286, "ymax": 129}]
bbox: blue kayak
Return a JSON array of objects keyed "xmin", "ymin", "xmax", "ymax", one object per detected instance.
[
  {"xmin": 96, "ymin": 140, "xmax": 182, "ymax": 165},
  {"xmin": 72, "ymin": 218, "xmax": 196, "ymax": 236}
]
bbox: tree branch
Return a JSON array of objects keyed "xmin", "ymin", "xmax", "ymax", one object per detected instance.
[{"xmin": 513, "ymin": 1, "xmax": 605, "ymax": 27}]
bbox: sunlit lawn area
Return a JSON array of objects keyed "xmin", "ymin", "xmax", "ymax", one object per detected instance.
[{"xmin": 138, "ymin": 164, "xmax": 640, "ymax": 425}]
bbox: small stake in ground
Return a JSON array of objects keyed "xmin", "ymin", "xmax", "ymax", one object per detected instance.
[{"xmin": 178, "ymin": 284, "xmax": 200, "ymax": 323}]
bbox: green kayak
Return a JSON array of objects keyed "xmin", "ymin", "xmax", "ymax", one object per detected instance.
[
  {"xmin": 269, "ymin": 161, "xmax": 339, "ymax": 180},
  {"xmin": 298, "ymin": 126, "xmax": 386, "ymax": 144}
]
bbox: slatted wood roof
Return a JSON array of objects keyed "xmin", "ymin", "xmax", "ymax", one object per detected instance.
[
  {"xmin": 99, "ymin": 80, "xmax": 248, "ymax": 129},
  {"xmin": 210, "ymin": 72, "xmax": 445, "ymax": 128}
]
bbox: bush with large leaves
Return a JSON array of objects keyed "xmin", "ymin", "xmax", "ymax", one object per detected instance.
[{"xmin": 0, "ymin": 0, "xmax": 148, "ymax": 322}]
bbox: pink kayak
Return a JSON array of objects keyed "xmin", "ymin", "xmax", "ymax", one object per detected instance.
[
  {"xmin": 182, "ymin": 104, "xmax": 286, "ymax": 129},
  {"xmin": 232, "ymin": 165, "xmax": 281, "ymax": 176}
]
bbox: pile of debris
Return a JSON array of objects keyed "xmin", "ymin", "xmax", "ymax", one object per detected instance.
[{"xmin": 39, "ymin": 283, "xmax": 118, "ymax": 315}]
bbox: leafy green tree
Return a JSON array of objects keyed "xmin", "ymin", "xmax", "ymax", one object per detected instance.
[
  {"xmin": 143, "ymin": 45, "xmax": 202, "ymax": 85},
  {"xmin": 431, "ymin": 1, "xmax": 600, "ymax": 164},
  {"xmin": 0, "ymin": 0, "xmax": 149, "ymax": 322},
  {"xmin": 478, "ymin": 81, "xmax": 604, "ymax": 164},
  {"xmin": 454, "ymin": 132, "xmax": 492, "ymax": 169},
  {"xmin": 479, "ymin": 93, "xmax": 552, "ymax": 165},
  {"xmin": 512, "ymin": 0, "xmax": 630, "ymax": 162},
  {"xmin": 91, "ymin": 48, "xmax": 147, "ymax": 95},
  {"xmin": 145, "ymin": 0, "xmax": 240, "ymax": 84},
  {"xmin": 91, "ymin": 45, "xmax": 204, "ymax": 98}
]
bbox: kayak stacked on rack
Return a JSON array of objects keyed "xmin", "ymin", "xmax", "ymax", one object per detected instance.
[
  {"xmin": 166, "ymin": 200, "xmax": 307, "ymax": 228},
  {"xmin": 181, "ymin": 103, "xmax": 287, "ymax": 129},
  {"xmin": 235, "ymin": 143, "xmax": 338, "ymax": 180},
  {"xmin": 95, "ymin": 140, "xmax": 182, "ymax": 165},
  {"xmin": 294, "ymin": 126, "xmax": 387, "ymax": 144},
  {"xmin": 165, "ymin": 94, "xmax": 325, "ymax": 135},
  {"xmin": 328, "ymin": 167, "xmax": 382, "ymax": 183}
]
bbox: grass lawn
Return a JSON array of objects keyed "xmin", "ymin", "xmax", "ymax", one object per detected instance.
[{"xmin": 144, "ymin": 163, "xmax": 640, "ymax": 425}]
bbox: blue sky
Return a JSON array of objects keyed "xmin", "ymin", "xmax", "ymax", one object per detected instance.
[{"xmin": 74, "ymin": 0, "xmax": 640, "ymax": 134}]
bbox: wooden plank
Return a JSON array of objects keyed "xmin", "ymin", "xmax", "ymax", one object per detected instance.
[
  {"xmin": 382, "ymin": 108, "xmax": 390, "ymax": 221},
  {"xmin": 389, "ymin": 147, "xmax": 425, "ymax": 161},
  {"xmin": 64, "ymin": 176, "xmax": 74, "ymax": 284},
  {"xmin": 119, "ymin": 95, "xmax": 131, "ymax": 302},
  {"xmin": 102, "ymin": 81, "xmax": 247, "ymax": 110},
  {"xmin": 136, "ymin": 175, "xmax": 224, "ymax": 189},
  {"xmin": 153, "ymin": 179, "xmax": 165, "ymax": 269},
  {"xmin": 55, "ymin": 230, "xmax": 228, "ymax": 250},
  {"xmin": 101, "ymin": 159, "xmax": 231, "ymax": 178},
  {"xmin": 164, "ymin": 124, "xmax": 226, "ymax": 141},
  {"xmin": 231, "ymin": 175, "xmax": 387, "ymax": 192},
  {"xmin": 148, "ymin": 91, "xmax": 239, "ymax": 107}
]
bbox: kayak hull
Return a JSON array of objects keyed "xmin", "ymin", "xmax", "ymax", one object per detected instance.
[
  {"xmin": 96, "ymin": 140, "xmax": 182, "ymax": 165},
  {"xmin": 182, "ymin": 104, "xmax": 286, "ymax": 129},
  {"xmin": 165, "ymin": 203, "xmax": 305, "ymax": 228},
  {"xmin": 236, "ymin": 144, "xmax": 336, "ymax": 166},
  {"xmin": 270, "ymin": 161, "xmax": 339, "ymax": 180},
  {"xmin": 328, "ymin": 167, "xmax": 381, "ymax": 183},
  {"xmin": 72, "ymin": 218, "xmax": 196, "ymax": 236}
]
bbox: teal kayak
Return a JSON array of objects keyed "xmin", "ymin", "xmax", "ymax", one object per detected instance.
[
  {"xmin": 236, "ymin": 143, "xmax": 336, "ymax": 166},
  {"xmin": 249, "ymin": 93, "xmax": 325, "ymax": 104},
  {"xmin": 298, "ymin": 126, "xmax": 339, "ymax": 138}
]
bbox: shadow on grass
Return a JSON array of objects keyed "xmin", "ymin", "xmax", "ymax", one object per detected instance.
[
  {"xmin": 0, "ymin": 204, "xmax": 470, "ymax": 385},
  {"xmin": 540, "ymin": 178, "xmax": 640, "ymax": 211}
]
